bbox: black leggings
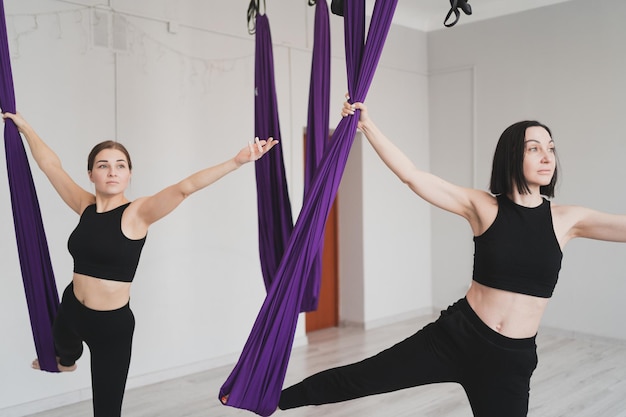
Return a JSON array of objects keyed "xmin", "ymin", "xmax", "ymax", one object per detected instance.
[
  {"xmin": 279, "ymin": 298, "xmax": 538, "ymax": 417},
  {"xmin": 53, "ymin": 283, "xmax": 135, "ymax": 417}
]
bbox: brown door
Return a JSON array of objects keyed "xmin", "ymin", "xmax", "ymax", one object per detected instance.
[{"xmin": 304, "ymin": 137, "xmax": 339, "ymax": 333}]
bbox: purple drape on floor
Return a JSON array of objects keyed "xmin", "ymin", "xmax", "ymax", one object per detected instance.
[
  {"xmin": 253, "ymin": 14, "xmax": 294, "ymax": 291},
  {"xmin": 300, "ymin": 0, "xmax": 331, "ymax": 313},
  {"xmin": 219, "ymin": 1, "xmax": 397, "ymax": 415},
  {"xmin": 0, "ymin": 0, "xmax": 60, "ymax": 373}
]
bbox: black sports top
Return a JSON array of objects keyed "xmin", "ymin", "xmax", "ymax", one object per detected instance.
[
  {"xmin": 68, "ymin": 203, "xmax": 146, "ymax": 282},
  {"xmin": 472, "ymin": 194, "xmax": 563, "ymax": 298}
]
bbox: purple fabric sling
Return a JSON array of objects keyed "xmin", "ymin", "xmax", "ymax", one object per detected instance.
[
  {"xmin": 0, "ymin": 0, "xmax": 60, "ymax": 373},
  {"xmin": 253, "ymin": 0, "xmax": 328, "ymax": 311},
  {"xmin": 300, "ymin": 0, "xmax": 331, "ymax": 313},
  {"xmin": 219, "ymin": 1, "xmax": 397, "ymax": 415},
  {"xmin": 253, "ymin": 13, "xmax": 294, "ymax": 291}
]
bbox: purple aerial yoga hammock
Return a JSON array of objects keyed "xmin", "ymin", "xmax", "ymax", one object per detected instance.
[
  {"xmin": 253, "ymin": 13, "xmax": 294, "ymax": 292},
  {"xmin": 0, "ymin": 0, "xmax": 60, "ymax": 373},
  {"xmin": 300, "ymin": 0, "xmax": 331, "ymax": 313},
  {"xmin": 253, "ymin": 0, "xmax": 328, "ymax": 312},
  {"xmin": 219, "ymin": 0, "xmax": 398, "ymax": 415}
]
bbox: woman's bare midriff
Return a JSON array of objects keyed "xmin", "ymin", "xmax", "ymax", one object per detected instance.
[
  {"xmin": 72, "ymin": 273, "xmax": 132, "ymax": 311},
  {"xmin": 465, "ymin": 280, "xmax": 549, "ymax": 339}
]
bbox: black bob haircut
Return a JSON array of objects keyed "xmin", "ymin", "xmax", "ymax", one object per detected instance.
[{"xmin": 489, "ymin": 120, "xmax": 558, "ymax": 198}]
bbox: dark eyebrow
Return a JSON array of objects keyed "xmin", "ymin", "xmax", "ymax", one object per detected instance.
[
  {"xmin": 524, "ymin": 139, "xmax": 554, "ymax": 145},
  {"xmin": 96, "ymin": 159, "xmax": 127, "ymax": 163}
]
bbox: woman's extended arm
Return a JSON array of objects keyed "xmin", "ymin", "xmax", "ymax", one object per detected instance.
[
  {"xmin": 2, "ymin": 112, "xmax": 94, "ymax": 214},
  {"xmin": 131, "ymin": 137, "xmax": 278, "ymax": 228},
  {"xmin": 342, "ymin": 100, "xmax": 492, "ymax": 225},
  {"xmin": 553, "ymin": 204, "xmax": 626, "ymax": 246}
]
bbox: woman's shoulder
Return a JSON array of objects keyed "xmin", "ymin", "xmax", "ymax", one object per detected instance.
[
  {"xmin": 471, "ymin": 189, "xmax": 498, "ymax": 208},
  {"xmin": 550, "ymin": 201, "xmax": 584, "ymax": 218},
  {"xmin": 467, "ymin": 190, "xmax": 498, "ymax": 236},
  {"xmin": 549, "ymin": 202, "xmax": 594, "ymax": 244},
  {"xmin": 120, "ymin": 198, "xmax": 150, "ymax": 240},
  {"xmin": 77, "ymin": 196, "xmax": 97, "ymax": 216}
]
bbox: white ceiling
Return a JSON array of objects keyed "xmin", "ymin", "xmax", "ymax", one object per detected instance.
[{"xmin": 383, "ymin": 0, "xmax": 576, "ymax": 32}]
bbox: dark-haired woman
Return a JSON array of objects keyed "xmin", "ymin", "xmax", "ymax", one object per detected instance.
[
  {"xmin": 278, "ymin": 100, "xmax": 626, "ymax": 417},
  {"xmin": 3, "ymin": 111, "xmax": 277, "ymax": 417}
]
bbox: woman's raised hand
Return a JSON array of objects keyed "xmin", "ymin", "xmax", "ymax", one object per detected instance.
[
  {"xmin": 341, "ymin": 95, "xmax": 369, "ymax": 130},
  {"xmin": 2, "ymin": 111, "xmax": 31, "ymax": 133},
  {"xmin": 235, "ymin": 136, "xmax": 279, "ymax": 165}
]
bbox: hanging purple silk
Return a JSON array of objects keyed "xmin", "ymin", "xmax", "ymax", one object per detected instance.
[
  {"xmin": 219, "ymin": 1, "xmax": 397, "ymax": 415},
  {"xmin": 0, "ymin": 0, "xmax": 60, "ymax": 373},
  {"xmin": 254, "ymin": 14, "xmax": 294, "ymax": 291},
  {"xmin": 300, "ymin": 0, "xmax": 331, "ymax": 312}
]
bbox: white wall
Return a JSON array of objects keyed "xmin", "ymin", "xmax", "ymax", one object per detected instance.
[
  {"xmin": 4, "ymin": 0, "xmax": 622, "ymax": 414},
  {"xmin": 339, "ymin": 23, "xmax": 431, "ymax": 329},
  {"xmin": 428, "ymin": 0, "xmax": 626, "ymax": 340},
  {"xmin": 0, "ymin": 0, "xmax": 430, "ymax": 414}
]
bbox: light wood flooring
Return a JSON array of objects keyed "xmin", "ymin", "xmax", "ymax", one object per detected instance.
[{"xmin": 26, "ymin": 313, "xmax": 626, "ymax": 417}]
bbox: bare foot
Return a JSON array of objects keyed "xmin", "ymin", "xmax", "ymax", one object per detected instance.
[
  {"xmin": 32, "ymin": 357, "xmax": 77, "ymax": 372},
  {"xmin": 220, "ymin": 394, "xmax": 229, "ymax": 404}
]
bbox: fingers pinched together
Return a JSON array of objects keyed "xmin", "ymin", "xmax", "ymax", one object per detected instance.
[{"xmin": 246, "ymin": 136, "xmax": 279, "ymax": 162}]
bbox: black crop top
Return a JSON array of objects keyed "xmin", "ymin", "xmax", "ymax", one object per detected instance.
[
  {"xmin": 472, "ymin": 195, "xmax": 563, "ymax": 298},
  {"xmin": 67, "ymin": 203, "xmax": 146, "ymax": 282}
]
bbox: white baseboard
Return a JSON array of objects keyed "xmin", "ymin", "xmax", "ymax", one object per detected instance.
[
  {"xmin": 340, "ymin": 307, "xmax": 436, "ymax": 331},
  {"xmin": 0, "ymin": 388, "xmax": 92, "ymax": 417},
  {"xmin": 539, "ymin": 325, "xmax": 626, "ymax": 346},
  {"xmin": 125, "ymin": 352, "xmax": 241, "ymax": 390},
  {"xmin": 0, "ymin": 348, "xmax": 269, "ymax": 417},
  {"xmin": 1, "ymin": 335, "xmax": 310, "ymax": 417}
]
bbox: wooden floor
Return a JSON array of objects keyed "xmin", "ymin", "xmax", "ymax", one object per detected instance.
[{"xmin": 27, "ymin": 313, "xmax": 626, "ymax": 417}]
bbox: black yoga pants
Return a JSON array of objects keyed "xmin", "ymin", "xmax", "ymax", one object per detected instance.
[
  {"xmin": 279, "ymin": 297, "xmax": 538, "ymax": 417},
  {"xmin": 53, "ymin": 283, "xmax": 135, "ymax": 417}
]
